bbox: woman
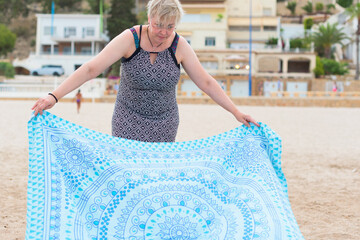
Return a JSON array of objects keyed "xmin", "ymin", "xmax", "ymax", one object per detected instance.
[
  {"xmin": 75, "ymin": 89, "xmax": 82, "ymax": 114},
  {"xmin": 32, "ymin": 0, "xmax": 259, "ymax": 142}
]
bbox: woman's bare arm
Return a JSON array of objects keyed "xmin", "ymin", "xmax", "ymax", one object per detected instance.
[{"xmin": 32, "ymin": 29, "xmax": 134, "ymax": 115}]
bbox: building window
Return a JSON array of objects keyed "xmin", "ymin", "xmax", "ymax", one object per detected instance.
[
  {"xmin": 63, "ymin": 46, "xmax": 71, "ymax": 55},
  {"xmin": 75, "ymin": 64, "xmax": 82, "ymax": 71},
  {"xmin": 82, "ymin": 27, "xmax": 95, "ymax": 38},
  {"xmin": 263, "ymin": 8, "xmax": 272, "ymax": 16},
  {"xmin": 205, "ymin": 37, "xmax": 216, "ymax": 46},
  {"xmin": 44, "ymin": 26, "xmax": 56, "ymax": 35},
  {"xmin": 181, "ymin": 14, "xmax": 211, "ymax": 23},
  {"xmin": 64, "ymin": 27, "xmax": 76, "ymax": 38},
  {"xmin": 264, "ymin": 26, "xmax": 277, "ymax": 31},
  {"xmin": 81, "ymin": 47, "xmax": 92, "ymax": 55},
  {"xmin": 41, "ymin": 45, "xmax": 51, "ymax": 54}
]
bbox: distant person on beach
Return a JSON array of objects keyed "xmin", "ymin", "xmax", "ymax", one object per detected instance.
[
  {"xmin": 32, "ymin": 0, "xmax": 259, "ymax": 142},
  {"xmin": 332, "ymin": 82, "xmax": 338, "ymax": 92},
  {"xmin": 75, "ymin": 90, "xmax": 82, "ymax": 114}
]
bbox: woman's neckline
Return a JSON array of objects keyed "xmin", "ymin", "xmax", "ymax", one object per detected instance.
[
  {"xmin": 139, "ymin": 25, "xmax": 175, "ymax": 53},
  {"xmin": 140, "ymin": 47, "xmax": 170, "ymax": 54}
]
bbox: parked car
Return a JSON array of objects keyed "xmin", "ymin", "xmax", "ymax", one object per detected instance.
[{"xmin": 31, "ymin": 65, "xmax": 64, "ymax": 76}]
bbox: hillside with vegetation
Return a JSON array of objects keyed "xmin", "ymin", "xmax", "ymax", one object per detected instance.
[{"xmin": 0, "ymin": 0, "xmax": 113, "ymax": 60}]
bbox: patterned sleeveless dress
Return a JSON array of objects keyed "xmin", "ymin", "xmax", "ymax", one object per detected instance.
[{"xmin": 112, "ymin": 25, "xmax": 181, "ymax": 142}]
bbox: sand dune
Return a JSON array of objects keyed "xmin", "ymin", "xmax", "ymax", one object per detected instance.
[{"xmin": 0, "ymin": 100, "xmax": 359, "ymax": 239}]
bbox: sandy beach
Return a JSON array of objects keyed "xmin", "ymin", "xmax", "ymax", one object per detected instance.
[{"xmin": 0, "ymin": 100, "xmax": 359, "ymax": 239}]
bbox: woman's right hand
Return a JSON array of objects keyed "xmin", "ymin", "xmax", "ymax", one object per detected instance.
[{"xmin": 31, "ymin": 94, "xmax": 57, "ymax": 116}]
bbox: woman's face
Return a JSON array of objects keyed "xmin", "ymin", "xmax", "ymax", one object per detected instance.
[{"xmin": 148, "ymin": 16, "xmax": 176, "ymax": 42}]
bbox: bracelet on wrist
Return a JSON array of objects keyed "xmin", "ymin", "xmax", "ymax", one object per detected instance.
[{"xmin": 48, "ymin": 93, "xmax": 58, "ymax": 103}]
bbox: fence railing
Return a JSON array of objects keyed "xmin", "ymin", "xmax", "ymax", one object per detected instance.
[
  {"xmin": 269, "ymin": 91, "xmax": 360, "ymax": 98},
  {"xmin": 0, "ymin": 77, "xmax": 106, "ymax": 99}
]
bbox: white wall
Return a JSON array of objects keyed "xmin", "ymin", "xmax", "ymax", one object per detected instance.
[
  {"xmin": 227, "ymin": 0, "xmax": 276, "ymax": 17},
  {"xmin": 36, "ymin": 14, "xmax": 103, "ymax": 55},
  {"xmin": 13, "ymin": 53, "xmax": 96, "ymax": 76}
]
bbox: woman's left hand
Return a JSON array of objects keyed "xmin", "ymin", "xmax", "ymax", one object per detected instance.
[{"xmin": 235, "ymin": 111, "xmax": 260, "ymax": 128}]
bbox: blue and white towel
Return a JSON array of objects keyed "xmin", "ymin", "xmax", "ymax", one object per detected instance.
[{"xmin": 26, "ymin": 111, "xmax": 303, "ymax": 239}]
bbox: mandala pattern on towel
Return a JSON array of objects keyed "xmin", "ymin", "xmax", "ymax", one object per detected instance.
[{"xmin": 26, "ymin": 111, "xmax": 304, "ymax": 240}]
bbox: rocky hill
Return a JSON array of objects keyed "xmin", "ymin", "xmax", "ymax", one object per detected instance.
[{"xmin": 7, "ymin": 15, "xmax": 37, "ymax": 61}]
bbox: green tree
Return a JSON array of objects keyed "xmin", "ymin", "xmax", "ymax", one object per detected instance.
[
  {"xmin": 41, "ymin": 0, "xmax": 82, "ymax": 13},
  {"xmin": 286, "ymin": 1, "xmax": 297, "ymax": 16},
  {"xmin": 108, "ymin": 0, "xmax": 137, "ymax": 40},
  {"xmin": 0, "ymin": 24, "xmax": 16, "ymax": 57},
  {"xmin": 346, "ymin": 3, "xmax": 360, "ymax": 79},
  {"xmin": 312, "ymin": 23, "xmax": 348, "ymax": 58},
  {"xmin": 87, "ymin": 0, "xmax": 101, "ymax": 14},
  {"xmin": 302, "ymin": 1, "xmax": 313, "ymax": 14},
  {"xmin": 107, "ymin": 0, "xmax": 137, "ymax": 76},
  {"xmin": 137, "ymin": 10, "xmax": 148, "ymax": 25},
  {"xmin": 0, "ymin": 62, "xmax": 15, "ymax": 78},
  {"xmin": 86, "ymin": 0, "xmax": 110, "ymax": 14},
  {"xmin": 313, "ymin": 56, "xmax": 324, "ymax": 78},
  {"xmin": 336, "ymin": 0, "xmax": 353, "ymax": 8}
]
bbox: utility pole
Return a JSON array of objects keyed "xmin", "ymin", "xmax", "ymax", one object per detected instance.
[
  {"xmin": 356, "ymin": 0, "xmax": 359, "ymax": 80},
  {"xmin": 249, "ymin": 0, "xmax": 252, "ymax": 96}
]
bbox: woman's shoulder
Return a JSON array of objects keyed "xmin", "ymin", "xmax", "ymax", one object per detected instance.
[
  {"xmin": 176, "ymin": 35, "xmax": 192, "ymax": 52},
  {"xmin": 174, "ymin": 35, "xmax": 196, "ymax": 62},
  {"xmin": 131, "ymin": 25, "xmax": 145, "ymax": 34}
]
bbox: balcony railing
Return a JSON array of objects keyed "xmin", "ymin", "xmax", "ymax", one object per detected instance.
[{"xmin": 39, "ymin": 51, "xmax": 96, "ymax": 56}]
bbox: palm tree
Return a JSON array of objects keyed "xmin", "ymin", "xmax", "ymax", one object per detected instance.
[
  {"xmin": 346, "ymin": 3, "xmax": 360, "ymax": 80},
  {"xmin": 286, "ymin": 1, "xmax": 297, "ymax": 16},
  {"xmin": 312, "ymin": 23, "xmax": 348, "ymax": 58}
]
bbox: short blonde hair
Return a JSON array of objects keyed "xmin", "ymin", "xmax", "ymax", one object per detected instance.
[{"xmin": 147, "ymin": 0, "xmax": 184, "ymax": 25}]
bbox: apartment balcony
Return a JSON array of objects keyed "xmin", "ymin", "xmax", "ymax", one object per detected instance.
[{"xmin": 181, "ymin": 0, "xmax": 225, "ymax": 2}]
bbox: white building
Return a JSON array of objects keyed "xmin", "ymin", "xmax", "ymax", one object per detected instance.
[
  {"xmin": 177, "ymin": 0, "xmax": 280, "ymax": 51},
  {"xmin": 14, "ymin": 14, "xmax": 109, "ymax": 76}
]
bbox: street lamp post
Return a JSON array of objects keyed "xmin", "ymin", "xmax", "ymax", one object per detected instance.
[
  {"xmin": 249, "ymin": 0, "xmax": 252, "ymax": 96},
  {"xmin": 356, "ymin": 0, "xmax": 359, "ymax": 80}
]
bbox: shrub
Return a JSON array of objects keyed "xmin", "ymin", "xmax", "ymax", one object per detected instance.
[
  {"xmin": 265, "ymin": 37, "xmax": 278, "ymax": 46},
  {"xmin": 12, "ymin": 26, "xmax": 30, "ymax": 38},
  {"xmin": 316, "ymin": 3, "xmax": 324, "ymax": 12},
  {"xmin": 304, "ymin": 18, "xmax": 314, "ymax": 30},
  {"xmin": 286, "ymin": 1, "xmax": 297, "ymax": 15},
  {"xmin": 313, "ymin": 56, "xmax": 324, "ymax": 78},
  {"xmin": 302, "ymin": 1, "xmax": 313, "ymax": 14},
  {"xmin": 321, "ymin": 58, "xmax": 349, "ymax": 75},
  {"xmin": 290, "ymin": 38, "xmax": 304, "ymax": 49},
  {"xmin": 0, "ymin": 62, "xmax": 15, "ymax": 78}
]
